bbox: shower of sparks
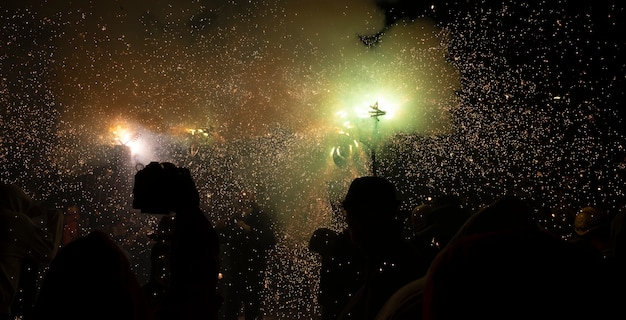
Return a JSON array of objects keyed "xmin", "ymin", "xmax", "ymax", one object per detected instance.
[{"xmin": 1, "ymin": 0, "xmax": 625, "ymax": 318}]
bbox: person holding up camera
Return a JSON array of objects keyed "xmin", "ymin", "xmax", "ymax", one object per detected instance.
[{"xmin": 133, "ymin": 162, "xmax": 222, "ymax": 320}]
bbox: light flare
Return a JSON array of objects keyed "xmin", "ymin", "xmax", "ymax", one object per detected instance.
[{"xmin": 110, "ymin": 124, "xmax": 144, "ymax": 157}]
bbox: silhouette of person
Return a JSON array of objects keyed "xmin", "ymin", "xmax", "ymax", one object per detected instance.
[
  {"xmin": 309, "ymin": 227, "xmax": 365, "ymax": 320},
  {"xmin": 131, "ymin": 162, "xmax": 222, "ymax": 320},
  {"xmin": 408, "ymin": 195, "xmax": 617, "ymax": 320},
  {"xmin": 409, "ymin": 195, "xmax": 470, "ymax": 266},
  {"xmin": 338, "ymin": 176, "xmax": 430, "ymax": 320},
  {"xmin": 163, "ymin": 186, "xmax": 221, "ymax": 320},
  {"xmin": 423, "ymin": 227, "xmax": 616, "ymax": 320},
  {"xmin": 0, "ymin": 184, "xmax": 63, "ymax": 320},
  {"xmin": 375, "ymin": 194, "xmax": 542, "ymax": 320},
  {"xmin": 612, "ymin": 205, "xmax": 626, "ymax": 268},
  {"xmin": 309, "ymin": 228, "xmax": 338, "ymax": 317},
  {"xmin": 32, "ymin": 230, "xmax": 155, "ymax": 320},
  {"xmin": 309, "ymin": 228, "xmax": 338, "ymax": 258},
  {"xmin": 219, "ymin": 201, "xmax": 276, "ymax": 320},
  {"xmin": 409, "ymin": 204, "xmax": 432, "ymax": 238}
]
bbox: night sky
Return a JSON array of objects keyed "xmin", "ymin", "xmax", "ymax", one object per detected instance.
[{"xmin": 1, "ymin": 0, "xmax": 625, "ymax": 318}]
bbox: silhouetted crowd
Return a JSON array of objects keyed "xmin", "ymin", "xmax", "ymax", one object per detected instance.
[
  {"xmin": 310, "ymin": 177, "xmax": 626, "ymax": 320},
  {"xmin": 2, "ymin": 170, "xmax": 626, "ymax": 320}
]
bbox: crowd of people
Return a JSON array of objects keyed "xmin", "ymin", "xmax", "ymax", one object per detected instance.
[
  {"xmin": 311, "ymin": 177, "xmax": 626, "ymax": 320},
  {"xmin": 2, "ymin": 167, "xmax": 626, "ymax": 319}
]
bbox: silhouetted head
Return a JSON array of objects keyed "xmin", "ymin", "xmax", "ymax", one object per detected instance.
[
  {"xmin": 342, "ymin": 176, "xmax": 400, "ymax": 250},
  {"xmin": 33, "ymin": 230, "xmax": 153, "ymax": 320},
  {"xmin": 574, "ymin": 206, "xmax": 609, "ymax": 237},
  {"xmin": 453, "ymin": 194, "xmax": 539, "ymax": 240},
  {"xmin": 308, "ymin": 227, "xmax": 338, "ymax": 256},
  {"xmin": 342, "ymin": 176, "xmax": 399, "ymax": 213},
  {"xmin": 423, "ymin": 229, "xmax": 615, "ymax": 320},
  {"xmin": 413, "ymin": 198, "xmax": 470, "ymax": 249}
]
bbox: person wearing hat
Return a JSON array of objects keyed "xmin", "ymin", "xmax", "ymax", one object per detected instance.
[
  {"xmin": 338, "ymin": 176, "xmax": 429, "ymax": 320},
  {"xmin": 0, "ymin": 184, "xmax": 63, "ymax": 320}
]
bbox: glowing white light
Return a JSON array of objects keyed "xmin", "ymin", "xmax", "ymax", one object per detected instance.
[
  {"xmin": 125, "ymin": 138, "xmax": 145, "ymax": 157},
  {"xmin": 111, "ymin": 125, "xmax": 146, "ymax": 159}
]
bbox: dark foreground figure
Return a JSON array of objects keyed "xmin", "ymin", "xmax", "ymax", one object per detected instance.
[
  {"xmin": 133, "ymin": 162, "xmax": 222, "ymax": 320},
  {"xmin": 32, "ymin": 162, "xmax": 222, "ymax": 320},
  {"xmin": 309, "ymin": 227, "xmax": 365, "ymax": 320},
  {"xmin": 338, "ymin": 176, "xmax": 430, "ymax": 320},
  {"xmin": 0, "ymin": 184, "xmax": 63, "ymax": 320},
  {"xmin": 32, "ymin": 230, "xmax": 154, "ymax": 320},
  {"xmin": 377, "ymin": 195, "xmax": 623, "ymax": 320},
  {"xmin": 219, "ymin": 201, "xmax": 277, "ymax": 320}
]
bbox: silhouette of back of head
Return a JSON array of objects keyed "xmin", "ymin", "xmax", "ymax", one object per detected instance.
[
  {"xmin": 341, "ymin": 176, "xmax": 405, "ymax": 254},
  {"xmin": 33, "ymin": 230, "xmax": 154, "ymax": 320},
  {"xmin": 342, "ymin": 176, "xmax": 398, "ymax": 214}
]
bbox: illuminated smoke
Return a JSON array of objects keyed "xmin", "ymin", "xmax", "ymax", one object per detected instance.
[{"xmin": 1, "ymin": 0, "xmax": 624, "ymax": 318}]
